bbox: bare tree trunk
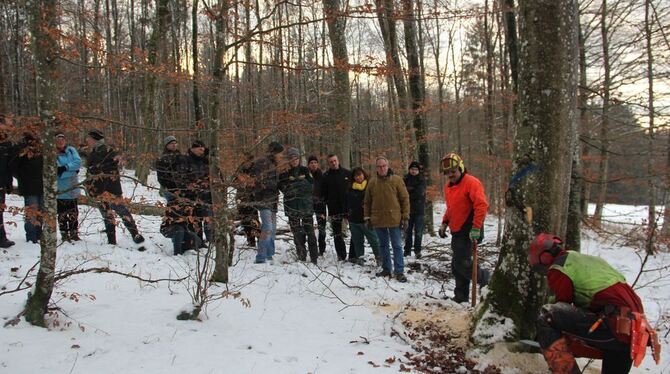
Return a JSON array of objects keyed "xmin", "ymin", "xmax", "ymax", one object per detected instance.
[
  {"xmin": 209, "ymin": 0, "xmax": 233, "ymax": 284},
  {"xmin": 192, "ymin": 0, "xmax": 202, "ymax": 124},
  {"xmin": 24, "ymin": 0, "xmax": 59, "ymax": 327},
  {"xmin": 644, "ymin": 0, "xmax": 656, "ymax": 249},
  {"xmin": 473, "ymin": 0, "xmax": 579, "ymax": 340},
  {"xmin": 593, "ymin": 0, "xmax": 610, "ymax": 224},
  {"xmin": 401, "ymin": 0, "xmax": 433, "ymax": 231},
  {"xmin": 323, "ymin": 0, "xmax": 352, "ymax": 167}
]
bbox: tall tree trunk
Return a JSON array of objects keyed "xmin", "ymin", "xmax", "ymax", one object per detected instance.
[
  {"xmin": 323, "ymin": 0, "xmax": 352, "ymax": 167},
  {"xmin": 593, "ymin": 0, "xmax": 610, "ymax": 224},
  {"xmin": 209, "ymin": 0, "xmax": 233, "ymax": 284},
  {"xmin": 401, "ymin": 0, "xmax": 433, "ymax": 231},
  {"xmin": 473, "ymin": 0, "xmax": 579, "ymax": 340},
  {"xmin": 24, "ymin": 0, "xmax": 59, "ymax": 327},
  {"xmin": 192, "ymin": 0, "xmax": 202, "ymax": 124},
  {"xmin": 644, "ymin": 0, "xmax": 656, "ymax": 249},
  {"xmin": 501, "ymin": 0, "xmax": 518, "ymax": 95}
]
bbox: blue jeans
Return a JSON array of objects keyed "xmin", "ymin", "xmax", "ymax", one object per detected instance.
[
  {"xmin": 24, "ymin": 195, "xmax": 44, "ymax": 242},
  {"xmin": 404, "ymin": 213, "xmax": 424, "ymax": 254},
  {"xmin": 256, "ymin": 208, "xmax": 276, "ymax": 262},
  {"xmin": 375, "ymin": 226, "xmax": 404, "ymax": 275}
]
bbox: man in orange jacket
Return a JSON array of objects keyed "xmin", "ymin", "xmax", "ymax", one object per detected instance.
[{"xmin": 438, "ymin": 153, "xmax": 490, "ymax": 303}]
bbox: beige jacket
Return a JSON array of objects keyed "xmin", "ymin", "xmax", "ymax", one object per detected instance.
[{"xmin": 364, "ymin": 173, "xmax": 410, "ymax": 228}]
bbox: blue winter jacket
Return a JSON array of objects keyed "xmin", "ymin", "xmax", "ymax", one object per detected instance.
[{"xmin": 57, "ymin": 145, "xmax": 82, "ymax": 199}]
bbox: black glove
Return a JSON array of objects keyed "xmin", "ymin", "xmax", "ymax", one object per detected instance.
[{"xmin": 57, "ymin": 166, "xmax": 66, "ymax": 176}]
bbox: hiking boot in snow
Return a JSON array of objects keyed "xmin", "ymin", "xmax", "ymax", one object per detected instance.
[
  {"xmin": 69, "ymin": 231, "xmax": 81, "ymax": 242},
  {"xmin": 415, "ymin": 251, "xmax": 422, "ymax": 260},
  {"xmin": 132, "ymin": 234, "xmax": 145, "ymax": 244},
  {"xmin": 376, "ymin": 269, "xmax": 391, "ymax": 277},
  {"xmin": 396, "ymin": 273, "xmax": 408, "ymax": 283},
  {"xmin": 375, "ymin": 256, "xmax": 382, "ymax": 266},
  {"xmin": 0, "ymin": 238, "xmax": 15, "ymax": 248}
]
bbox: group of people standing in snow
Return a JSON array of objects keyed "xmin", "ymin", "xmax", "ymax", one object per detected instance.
[
  {"xmin": 0, "ymin": 120, "xmax": 146, "ymax": 249},
  {"xmin": 1, "ymin": 117, "xmax": 660, "ymax": 373},
  {"xmin": 222, "ymin": 141, "xmax": 490, "ymax": 287}
]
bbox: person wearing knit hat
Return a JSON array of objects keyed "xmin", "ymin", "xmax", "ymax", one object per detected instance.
[
  {"xmin": 156, "ymin": 135, "xmax": 185, "ymax": 204},
  {"xmin": 278, "ymin": 147, "xmax": 319, "ymax": 264},
  {"xmin": 286, "ymin": 147, "xmax": 300, "ymax": 160},
  {"xmin": 267, "ymin": 141, "xmax": 284, "ymax": 155},
  {"xmin": 403, "ymin": 161, "xmax": 426, "ymax": 259},
  {"xmin": 85, "ymin": 132, "xmax": 146, "ymax": 249},
  {"xmin": 185, "ymin": 140, "xmax": 212, "ymax": 245},
  {"xmin": 87, "ymin": 129, "xmax": 104, "ymax": 141},
  {"xmin": 307, "ymin": 155, "xmax": 327, "ymax": 255},
  {"xmin": 248, "ymin": 141, "xmax": 285, "ymax": 263},
  {"xmin": 164, "ymin": 135, "xmax": 177, "ymax": 148}
]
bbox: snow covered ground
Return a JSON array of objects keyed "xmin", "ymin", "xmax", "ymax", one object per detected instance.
[{"xmin": 0, "ymin": 173, "xmax": 668, "ymax": 373}]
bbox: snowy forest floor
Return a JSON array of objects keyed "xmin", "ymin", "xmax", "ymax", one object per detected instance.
[{"xmin": 0, "ymin": 175, "xmax": 668, "ymax": 373}]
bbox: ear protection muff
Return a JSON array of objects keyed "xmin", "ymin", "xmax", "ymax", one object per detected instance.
[{"xmin": 538, "ymin": 237, "xmax": 563, "ymax": 266}]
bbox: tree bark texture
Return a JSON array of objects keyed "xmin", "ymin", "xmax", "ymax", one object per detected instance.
[
  {"xmin": 474, "ymin": 0, "xmax": 579, "ymax": 340},
  {"xmin": 24, "ymin": 0, "xmax": 60, "ymax": 327},
  {"xmin": 323, "ymin": 0, "xmax": 352, "ymax": 168}
]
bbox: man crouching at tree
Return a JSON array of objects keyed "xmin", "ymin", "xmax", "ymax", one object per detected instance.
[{"xmin": 529, "ymin": 233, "xmax": 660, "ymax": 374}]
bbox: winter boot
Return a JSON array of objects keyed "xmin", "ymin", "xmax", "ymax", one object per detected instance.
[
  {"xmin": 132, "ymin": 233, "xmax": 145, "ymax": 244},
  {"xmin": 0, "ymin": 236, "xmax": 14, "ymax": 248},
  {"xmin": 376, "ymin": 269, "xmax": 391, "ymax": 277},
  {"xmin": 69, "ymin": 230, "xmax": 81, "ymax": 242},
  {"xmin": 541, "ymin": 337, "xmax": 580, "ymax": 374},
  {"xmin": 415, "ymin": 251, "xmax": 422, "ymax": 259},
  {"xmin": 396, "ymin": 273, "xmax": 408, "ymax": 283},
  {"xmin": 61, "ymin": 231, "xmax": 71, "ymax": 243}
]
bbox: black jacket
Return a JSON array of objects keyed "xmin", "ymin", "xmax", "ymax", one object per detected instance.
[
  {"xmin": 0, "ymin": 140, "xmax": 16, "ymax": 192},
  {"xmin": 311, "ymin": 168, "xmax": 326, "ymax": 215},
  {"xmin": 11, "ymin": 142, "xmax": 43, "ymax": 196},
  {"xmin": 278, "ymin": 165, "xmax": 314, "ymax": 217},
  {"xmin": 320, "ymin": 167, "xmax": 352, "ymax": 216},
  {"xmin": 249, "ymin": 155, "xmax": 280, "ymax": 211},
  {"xmin": 347, "ymin": 182, "xmax": 367, "ymax": 224},
  {"xmin": 156, "ymin": 149, "xmax": 188, "ymax": 192},
  {"xmin": 404, "ymin": 173, "xmax": 426, "ymax": 215},
  {"xmin": 85, "ymin": 141, "xmax": 123, "ymax": 197},
  {"xmin": 184, "ymin": 150, "xmax": 211, "ymax": 204}
]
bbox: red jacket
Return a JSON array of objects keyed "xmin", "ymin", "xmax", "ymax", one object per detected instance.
[{"xmin": 441, "ymin": 173, "xmax": 488, "ymax": 232}]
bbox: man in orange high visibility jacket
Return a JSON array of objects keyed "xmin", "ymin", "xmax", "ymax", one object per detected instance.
[{"xmin": 438, "ymin": 153, "xmax": 490, "ymax": 303}]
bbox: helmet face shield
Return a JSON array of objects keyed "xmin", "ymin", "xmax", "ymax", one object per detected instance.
[
  {"xmin": 441, "ymin": 153, "xmax": 464, "ymax": 174},
  {"xmin": 528, "ymin": 233, "xmax": 564, "ymax": 269}
]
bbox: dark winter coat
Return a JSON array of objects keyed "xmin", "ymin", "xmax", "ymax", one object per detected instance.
[
  {"xmin": 249, "ymin": 155, "xmax": 280, "ymax": 211},
  {"xmin": 403, "ymin": 173, "xmax": 426, "ymax": 215},
  {"xmin": 320, "ymin": 167, "xmax": 352, "ymax": 216},
  {"xmin": 11, "ymin": 142, "xmax": 43, "ymax": 196},
  {"xmin": 0, "ymin": 140, "xmax": 16, "ymax": 192},
  {"xmin": 278, "ymin": 165, "xmax": 314, "ymax": 217},
  {"xmin": 160, "ymin": 199, "xmax": 197, "ymax": 237},
  {"xmin": 156, "ymin": 149, "xmax": 188, "ymax": 192},
  {"xmin": 347, "ymin": 180, "xmax": 368, "ymax": 224},
  {"xmin": 85, "ymin": 140, "xmax": 123, "ymax": 197},
  {"xmin": 311, "ymin": 168, "xmax": 326, "ymax": 215},
  {"xmin": 184, "ymin": 150, "xmax": 211, "ymax": 204}
]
